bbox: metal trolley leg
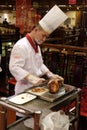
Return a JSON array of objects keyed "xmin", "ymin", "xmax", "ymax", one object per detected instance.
[
  {"xmin": 34, "ymin": 111, "xmax": 42, "ymax": 130},
  {"xmin": 0, "ymin": 105, "xmax": 7, "ymax": 130}
]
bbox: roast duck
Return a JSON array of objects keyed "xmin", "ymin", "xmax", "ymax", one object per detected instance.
[{"xmin": 47, "ymin": 78, "xmax": 63, "ymax": 94}]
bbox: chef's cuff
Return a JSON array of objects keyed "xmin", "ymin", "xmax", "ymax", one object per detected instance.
[
  {"xmin": 40, "ymin": 64, "xmax": 49, "ymax": 75},
  {"xmin": 46, "ymin": 71, "xmax": 54, "ymax": 79}
]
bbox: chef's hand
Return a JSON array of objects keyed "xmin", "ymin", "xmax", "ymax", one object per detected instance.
[
  {"xmin": 26, "ymin": 74, "xmax": 46, "ymax": 86},
  {"xmin": 46, "ymin": 71, "xmax": 64, "ymax": 84}
]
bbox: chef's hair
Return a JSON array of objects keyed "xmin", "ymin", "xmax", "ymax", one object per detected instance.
[
  {"xmin": 37, "ymin": 24, "xmax": 44, "ymax": 30},
  {"xmin": 32, "ymin": 24, "xmax": 44, "ymax": 31}
]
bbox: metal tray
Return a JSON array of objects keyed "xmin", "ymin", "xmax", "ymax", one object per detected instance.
[
  {"xmin": 8, "ymin": 92, "xmax": 37, "ymax": 105},
  {"xmin": 39, "ymin": 84, "xmax": 76, "ymax": 102},
  {"xmin": 26, "ymin": 84, "xmax": 76, "ymax": 102}
]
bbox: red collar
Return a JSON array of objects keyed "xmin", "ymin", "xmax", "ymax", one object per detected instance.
[{"xmin": 26, "ymin": 33, "xmax": 38, "ymax": 53}]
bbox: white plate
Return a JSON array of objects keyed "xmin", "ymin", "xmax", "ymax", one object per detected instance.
[
  {"xmin": 27, "ymin": 87, "xmax": 49, "ymax": 96},
  {"xmin": 9, "ymin": 93, "xmax": 37, "ymax": 105}
]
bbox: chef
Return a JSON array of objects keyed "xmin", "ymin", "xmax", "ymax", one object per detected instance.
[{"xmin": 9, "ymin": 5, "xmax": 68, "ymax": 119}]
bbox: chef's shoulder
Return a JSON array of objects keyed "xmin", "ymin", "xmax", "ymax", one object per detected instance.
[
  {"xmin": 12, "ymin": 37, "xmax": 28, "ymax": 52},
  {"xmin": 14, "ymin": 37, "xmax": 28, "ymax": 48}
]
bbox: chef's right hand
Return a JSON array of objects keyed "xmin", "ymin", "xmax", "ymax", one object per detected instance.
[
  {"xmin": 46, "ymin": 71, "xmax": 64, "ymax": 85},
  {"xmin": 26, "ymin": 74, "xmax": 45, "ymax": 86}
]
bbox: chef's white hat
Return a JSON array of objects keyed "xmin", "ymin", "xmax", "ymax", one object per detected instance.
[{"xmin": 39, "ymin": 5, "xmax": 68, "ymax": 34}]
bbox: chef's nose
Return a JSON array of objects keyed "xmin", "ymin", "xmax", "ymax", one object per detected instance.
[{"xmin": 43, "ymin": 36, "xmax": 47, "ymax": 42}]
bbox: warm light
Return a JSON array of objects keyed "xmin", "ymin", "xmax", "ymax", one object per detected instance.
[
  {"xmin": 4, "ymin": 13, "xmax": 8, "ymax": 19},
  {"xmin": 33, "ymin": 1, "xmax": 39, "ymax": 8},
  {"xmin": 69, "ymin": 5, "xmax": 72, "ymax": 7},
  {"xmin": 58, "ymin": 5, "xmax": 67, "ymax": 7},
  {"xmin": 8, "ymin": 5, "xmax": 12, "ymax": 7},
  {"xmin": 8, "ymin": 42, "xmax": 12, "ymax": 46},
  {"xmin": 67, "ymin": 8, "xmax": 69, "ymax": 11},
  {"xmin": 77, "ymin": 7, "xmax": 79, "ymax": 10}
]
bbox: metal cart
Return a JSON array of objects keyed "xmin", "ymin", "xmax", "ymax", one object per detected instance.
[{"xmin": 0, "ymin": 84, "xmax": 81, "ymax": 130}]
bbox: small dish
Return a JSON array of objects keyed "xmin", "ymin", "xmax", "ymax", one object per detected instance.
[{"xmin": 27, "ymin": 87, "xmax": 49, "ymax": 96}]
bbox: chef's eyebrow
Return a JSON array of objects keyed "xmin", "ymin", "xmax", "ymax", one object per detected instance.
[{"xmin": 42, "ymin": 33, "xmax": 49, "ymax": 38}]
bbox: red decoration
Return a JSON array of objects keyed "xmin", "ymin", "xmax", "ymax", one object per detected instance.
[
  {"xmin": 16, "ymin": 0, "xmax": 41, "ymax": 34},
  {"xmin": 80, "ymin": 87, "xmax": 87, "ymax": 117},
  {"xmin": 85, "ymin": 0, "xmax": 87, "ymax": 4},
  {"xmin": 16, "ymin": 0, "xmax": 31, "ymax": 33},
  {"xmin": 69, "ymin": 0, "xmax": 76, "ymax": 4}
]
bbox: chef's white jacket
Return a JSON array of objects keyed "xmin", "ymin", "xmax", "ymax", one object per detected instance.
[{"xmin": 9, "ymin": 37, "xmax": 49, "ymax": 94}]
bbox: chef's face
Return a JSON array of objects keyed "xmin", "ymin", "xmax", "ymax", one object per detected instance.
[{"xmin": 34, "ymin": 28, "xmax": 49, "ymax": 45}]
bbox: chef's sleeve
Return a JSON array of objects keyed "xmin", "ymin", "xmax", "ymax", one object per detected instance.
[
  {"xmin": 9, "ymin": 45, "xmax": 29, "ymax": 81},
  {"xmin": 40, "ymin": 64, "xmax": 49, "ymax": 75}
]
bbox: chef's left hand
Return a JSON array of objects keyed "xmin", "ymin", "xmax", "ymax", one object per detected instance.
[
  {"xmin": 52, "ymin": 74, "xmax": 64, "ymax": 84},
  {"xmin": 46, "ymin": 71, "xmax": 64, "ymax": 84}
]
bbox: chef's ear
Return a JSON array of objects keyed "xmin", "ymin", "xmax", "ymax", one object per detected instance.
[{"xmin": 34, "ymin": 27, "xmax": 38, "ymax": 32}]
